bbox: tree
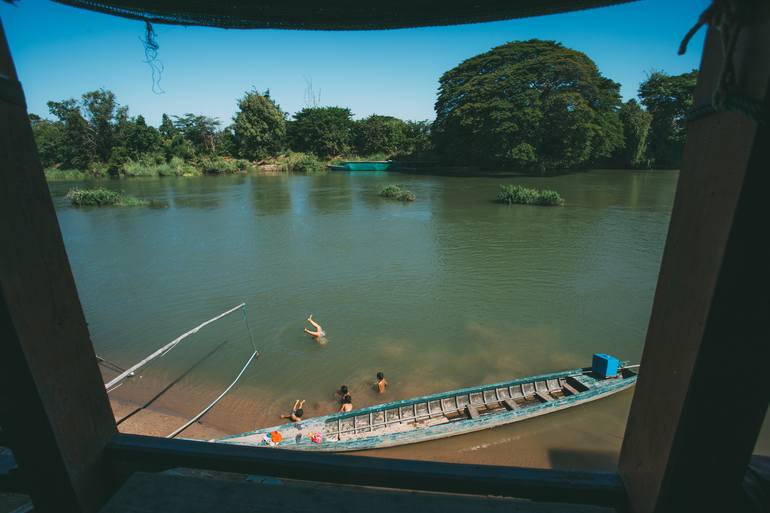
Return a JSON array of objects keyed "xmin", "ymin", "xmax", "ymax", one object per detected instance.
[
  {"xmin": 120, "ymin": 115, "xmax": 162, "ymax": 159},
  {"xmin": 638, "ymin": 70, "xmax": 698, "ymax": 168},
  {"xmin": 353, "ymin": 115, "xmax": 408, "ymax": 156},
  {"xmin": 288, "ymin": 107, "xmax": 354, "ymax": 158},
  {"xmin": 432, "ymin": 39, "xmax": 624, "ymax": 172},
  {"xmin": 159, "ymin": 113, "xmax": 177, "ymax": 139},
  {"xmin": 232, "ymin": 89, "xmax": 286, "ymax": 160},
  {"xmin": 173, "ymin": 114, "xmax": 220, "ymax": 155},
  {"xmin": 81, "ymin": 89, "xmax": 120, "ymax": 162},
  {"xmin": 30, "ymin": 114, "xmax": 65, "ymax": 168},
  {"xmin": 616, "ymin": 99, "xmax": 652, "ymax": 168},
  {"xmin": 47, "ymin": 98, "xmax": 95, "ymax": 169}
]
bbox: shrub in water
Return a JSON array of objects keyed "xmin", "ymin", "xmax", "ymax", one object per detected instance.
[
  {"xmin": 497, "ymin": 184, "xmax": 563, "ymax": 206},
  {"xmin": 379, "ymin": 184, "xmax": 416, "ymax": 202},
  {"xmin": 66, "ymin": 187, "xmax": 150, "ymax": 207}
]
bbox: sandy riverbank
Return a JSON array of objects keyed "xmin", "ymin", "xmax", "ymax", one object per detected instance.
[{"xmin": 110, "ymin": 397, "xmax": 229, "ymax": 440}]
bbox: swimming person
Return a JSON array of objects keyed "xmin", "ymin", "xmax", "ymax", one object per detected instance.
[
  {"xmin": 280, "ymin": 399, "xmax": 305, "ymax": 423},
  {"xmin": 336, "ymin": 385, "xmax": 349, "ymax": 400},
  {"xmin": 339, "ymin": 394, "xmax": 353, "ymax": 413},
  {"xmin": 304, "ymin": 314, "xmax": 326, "ymax": 340},
  {"xmin": 376, "ymin": 372, "xmax": 388, "ymax": 394}
]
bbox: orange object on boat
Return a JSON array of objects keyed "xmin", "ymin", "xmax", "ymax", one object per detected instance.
[{"xmin": 269, "ymin": 431, "xmax": 283, "ymax": 443}]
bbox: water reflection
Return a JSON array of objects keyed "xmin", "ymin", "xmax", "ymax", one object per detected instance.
[{"xmin": 250, "ymin": 176, "xmax": 292, "ymax": 216}]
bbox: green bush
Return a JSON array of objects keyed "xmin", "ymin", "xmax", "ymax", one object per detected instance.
[
  {"xmin": 157, "ymin": 156, "xmax": 199, "ymax": 177},
  {"xmin": 379, "ymin": 184, "xmax": 416, "ymax": 202},
  {"xmin": 44, "ymin": 168, "xmax": 87, "ymax": 181},
  {"xmin": 120, "ymin": 155, "xmax": 201, "ymax": 177},
  {"xmin": 497, "ymin": 184, "xmax": 563, "ymax": 206},
  {"xmin": 66, "ymin": 187, "xmax": 151, "ymax": 207},
  {"xmin": 86, "ymin": 161, "xmax": 110, "ymax": 178},
  {"xmin": 197, "ymin": 156, "xmax": 251, "ymax": 175},
  {"xmin": 279, "ymin": 152, "xmax": 326, "ymax": 174}
]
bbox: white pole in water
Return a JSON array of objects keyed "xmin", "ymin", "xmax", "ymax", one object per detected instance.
[{"xmin": 104, "ymin": 303, "xmax": 246, "ymax": 391}]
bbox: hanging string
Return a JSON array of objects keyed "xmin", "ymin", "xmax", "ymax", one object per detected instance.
[
  {"xmin": 679, "ymin": 0, "xmax": 766, "ymax": 124},
  {"xmin": 140, "ymin": 20, "xmax": 165, "ymax": 95}
]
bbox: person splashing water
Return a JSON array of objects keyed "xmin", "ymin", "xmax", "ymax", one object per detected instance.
[{"xmin": 304, "ymin": 314, "xmax": 326, "ymax": 344}]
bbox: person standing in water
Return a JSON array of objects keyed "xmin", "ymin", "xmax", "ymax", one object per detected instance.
[
  {"xmin": 376, "ymin": 372, "xmax": 388, "ymax": 394},
  {"xmin": 339, "ymin": 394, "xmax": 353, "ymax": 413},
  {"xmin": 304, "ymin": 314, "xmax": 326, "ymax": 340}
]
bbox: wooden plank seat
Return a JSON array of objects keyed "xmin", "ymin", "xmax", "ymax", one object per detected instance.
[
  {"xmin": 502, "ymin": 399, "xmax": 518, "ymax": 411},
  {"xmin": 465, "ymin": 405, "xmax": 480, "ymax": 420},
  {"xmin": 535, "ymin": 391, "xmax": 553, "ymax": 403},
  {"xmin": 562, "ymin": 382, "xmax": 580, "ymax": 396}
]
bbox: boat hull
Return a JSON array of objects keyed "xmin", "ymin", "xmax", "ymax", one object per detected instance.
[{"xmin": 216, "ymin": 366, "xmax": 637, "ymax": 452}]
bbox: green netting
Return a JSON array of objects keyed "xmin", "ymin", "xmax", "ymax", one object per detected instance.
[{"xmin": 51, "ymin": 0, "xmax": 636, "ymax": 30}]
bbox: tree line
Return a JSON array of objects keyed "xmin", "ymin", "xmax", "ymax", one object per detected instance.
[{"xmin": 31, "ymin": 39, "xmax": 697, "ymax": 177}]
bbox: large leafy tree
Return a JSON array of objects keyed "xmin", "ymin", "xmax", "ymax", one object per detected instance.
[
  {"xmin": 353, "ymin": 115, "xmax": 408, "ymax": 156},
  {"xmin": 173, "ymin": 114, "xmax": 220, "ymax": 155},
  {"xmin": 638, "ymin": 70, "xmax": 697, "ymax": 168},
  {"xmin": 29, "ymin": 114, "xmax": 65, "ymax": 168},
  {"xmin": 433, "ymin": 39, "xmax": 623, "ymax": 172},
  {"xmin": 120, "ymin": 115, "xmax": 162, "ymax": 159},
  {"xmin": 46, "ymin": 98, "xmax": 95, "ymax": 169},
  {"xmin": 288, "ymin": 107, "xmax": 354, "ymax": 158},
  {"xmin": 232, "ymin": 89, "xmax": 286, "ymax": 160},
  {"xmin": 616, "ymin": 99, "xmax": 652, "ymax": 169}
]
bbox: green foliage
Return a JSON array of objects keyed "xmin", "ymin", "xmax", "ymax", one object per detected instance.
[
  {"xmin": 379, "ymin": 184, "xmax": 416, "ymax": 202},
  {"xmin": 44, "ymin": 168, "xmax": 87, "ymax": 181},
  {"xmin": 121, "ymin": 115, "xmax": 162, "ymax": 160},
  {"xmin": 616, "ymin": 99, "xmax": 652, "ymax": 168},
  {"xmin": 232, "ymin": 90, "xmax": 286, "ymax": 160},
  {"xmin": 173, "ymin": 113, "xmax": 221, "ymax": 155},
  {"xmin": 354, "ymin": 115, "xmax": 408, "ymax": 156},
  {"xmin": 288, "ymin": 107, "xmax": 354, "ymax": 158},
  {"xmin": 121, "ymin": 155, "xmax": 199, "ymax": 177},
  {"xmin": 433, "ymin": 40, "xmax": 623, "ymax": 173},
  {"xmin": 46, "ymin": 98, "xmax": 95, "ymax": 169},
  {"xmin": 30, "ymin": 115, "xmax": 65, "ymax": 168},
  {"xmin": 197, "ymin": 156, "xmax": 256, "ymax": 175},
  {"xmin": 66, "ymin": 187, "xmax": 151, "ymax": 207},
  {"xmin": 278, "ymin": 152, "xmax": 326, "ymax": 174},
  {"xmin": 496, "ymin": 184, "xmax": 563, "ymax": 206},
  {"xmin": 638, "ymin": 70, "xmax": 698, "ymax": 168}
]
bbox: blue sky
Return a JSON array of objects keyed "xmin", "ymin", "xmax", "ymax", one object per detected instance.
[{"xmin": 2, "ymin": 0, "xmax": 707, "ymax": 126}]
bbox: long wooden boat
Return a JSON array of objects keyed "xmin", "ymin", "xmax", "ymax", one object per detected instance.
[
  {"xmin": 328, "ymin": 161, "xmax": 391, "ymax": 171},
  {"xmin": 215, "ymin": 364, "xmax": 637, "ymax": 452}
]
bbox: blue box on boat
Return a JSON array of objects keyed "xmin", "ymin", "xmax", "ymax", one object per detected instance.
[{"xmin": 592, "ymin": 354, "xmax": 620, "ymax": 378}]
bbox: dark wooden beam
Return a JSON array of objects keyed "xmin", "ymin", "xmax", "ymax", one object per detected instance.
[
  {"xmin": 619, "ymin": 7, "xmax": 770, "ymax": 513},
  {"xmin": 0, "ymin": 20, "xmax": 117, "ymax": 513},
  {"xmin": 106, "ymin": 433, "xmax": 627, "ymax": 508}
]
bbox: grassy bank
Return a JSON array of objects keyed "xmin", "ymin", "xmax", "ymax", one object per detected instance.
[
  {"xmin": 66, "ymin": 187, "xmax": 159, "ymax": 207},
  {"xmin": 497, "ymin": 184, "xmax": 563, "ymax": 206},
  {"xmin": 379, "ymin": 184, "xmax": 416, "ymax": 202}
]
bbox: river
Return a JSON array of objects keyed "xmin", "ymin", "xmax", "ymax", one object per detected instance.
[{"xmin": 49, "ymin": 168, "xmax": 746, "ymax": 469}]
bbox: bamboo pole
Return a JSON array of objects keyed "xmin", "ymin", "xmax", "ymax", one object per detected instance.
[{"xmin": 104, "ymin": 303, "xmax": 245, "ymax": 390}]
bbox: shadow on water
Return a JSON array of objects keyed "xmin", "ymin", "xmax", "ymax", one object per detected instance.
[{"xmin": 547, "ymin": 447, "xmax": 619, "ymax": 471}]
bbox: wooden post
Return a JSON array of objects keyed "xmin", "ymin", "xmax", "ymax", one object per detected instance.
[
  {"xmin": 0, "ymin": 20, "xmax": 117, "ymax": 513},
  {"xmin": 619, "ymin": 7, "xmax": 770, "ymax": 513}
]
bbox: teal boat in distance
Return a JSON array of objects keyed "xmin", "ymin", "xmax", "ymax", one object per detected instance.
[
  {"xmin": 215, "ymin": 359, "xmax": 638, "ymax": 452},
  {"xmin": 328, "ymin": 161, "xmax": 391, "ymax": 171}
]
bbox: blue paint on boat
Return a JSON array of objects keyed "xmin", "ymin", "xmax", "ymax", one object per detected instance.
[{"xmin": 329, "ymin": 161, "xmax": 391, "ymax": 171}]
